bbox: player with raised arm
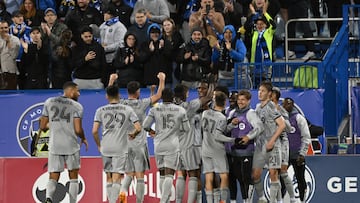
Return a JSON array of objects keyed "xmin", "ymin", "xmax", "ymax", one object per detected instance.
[
  {"xmin": 92, "ymin": 85, "xmax": 141, "ymax": 203},
  {"xmin": 201, "ymin": 91, "xmax": 243, "ymax": 203},
  {"xmin": 108, "ymin": 72, "xmax": 165, "ymax": 203},
  {"xmin": 143, "ymin": 88, "xmax": 191, "ymax": 203},
  {"xmin": 173, "ymin": 84, "xmax": 213, "ymax": 203},
  {"xmin": 40, "ymin": 81, "xmax": 88, "ymax": 203},
  {"xmin": 253, "ymin": 81, "xmax": 285, "ymax": 203}
]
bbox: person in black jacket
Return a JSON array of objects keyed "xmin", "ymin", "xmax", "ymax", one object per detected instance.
[
  {"xmin": 72, "ymin": 26, "xmax": 106, "ymax": 89},
  {"xmin": 138, "ymin": 23, "xmax": 172, "ymax": 87},
  {"xmin": 112, "ymin": 32, "xmax": 143, "ymax": 87},
  {"xmin": 20, "ymin": 26, "xmax": 49, "ymax": 89},
  {"xmin": 106, "ymin": 0, "xmax": 133, "ymax": 28},
  {"xmin": 51, "ymin": 29, "xmax": 73, "ymax": 89},
  {"xmin": 65, "ymin": 0, "xmax": 103, "ymax": 45},
  {"xmin": 162, "ymin": 17, "xmax": 184, "ymax": 87},
  {"xmin": 177, "ymin": 26, "xmax": 212, "ymax": 89}
]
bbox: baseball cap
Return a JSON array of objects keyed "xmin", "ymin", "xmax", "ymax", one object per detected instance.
[
  {"xmin": 30, "ymin": 26, "xmax": 41, "ymax": 33},
  {"xmin": 45, "ymin": 8, "xmax": 57, "ymax": 15},
  {"xmin": 103, "ymin": 6, "xmax": 117, "ymax": 16},
  {"xmin": 149, "ymin": 26, "xmax": 160, "ymax": 33}
]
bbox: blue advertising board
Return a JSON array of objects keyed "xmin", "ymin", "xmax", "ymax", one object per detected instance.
[{"xmin": 0, "ymin": 89, "xmax": 324, "ymax": 157}]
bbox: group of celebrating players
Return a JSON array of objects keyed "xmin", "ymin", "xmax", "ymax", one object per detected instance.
[{"xmin": 39, "ymin": 71, "xmax": 311, "ymax": 203}]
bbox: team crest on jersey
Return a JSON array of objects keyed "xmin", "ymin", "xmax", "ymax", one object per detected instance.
[
  {"xmin": 16, "ymin": 103, "xmax": 44, "ymax": 157},
  {"xmin": 264, "ymin": 165, "xmax": 315, "ymax": 202},
  {"xmin": 238, "ymin": 122, "xmax": 246, "ymax": 130},
  {"xmin": 32, "ymin": 167, "xmax": 85, "ymax": 202}
]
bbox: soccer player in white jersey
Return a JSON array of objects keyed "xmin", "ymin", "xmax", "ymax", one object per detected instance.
[
  {"xmin": 253, "ymin": 81, "xmax": 285, "ymax": 203},
  {"xmin": 173, "ymin": 84, "xmax": 213, "ymax": 203},
  {"xmin": 40, "ymin": 81, "xmax": 89, "ymax": 203},
  {"xmin": 201, "ymin": 91, "xmax": 243, "ymax": 203},
  {"xmin": 92, "ymin": 85, "xmax": 141, "ymax": 203},
  {"xmin": 271, "ymin": 87, "xmax": 296, "ymax": 202},
  {"xmin": 143, "ymin": 88, "xmax": 191, "ymax": 203},
  {"xmin": 108, "ymin": 72, "xmax": 166, "ymax": 203}
]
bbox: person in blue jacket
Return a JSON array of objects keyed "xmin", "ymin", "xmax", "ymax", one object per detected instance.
[{"xmin": 212, "ymin": 24, "xmax": 247, "ymax": 88}]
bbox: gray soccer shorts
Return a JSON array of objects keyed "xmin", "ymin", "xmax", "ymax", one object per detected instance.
[
  {"xmin": 126, "ymin": 144, "xmax": 150, "ymax": 172},
  {"xmin": 48, "ymin": 151, "xmax": 80, "ymax": 172},
  {"xmin": 202, "ymin": 152, "xmax": 229, "ymax": 174},
  {"xmin": 102, "ymin": 154, "xmax": 127, "ymax": 174},
  {"xmin": 178, "ymin": 147, "xmax": 201, "ymax": 171},
  {"xmin": 253, "ymin": 140, "xmax": 282, "ymax": 169},
  {"xmin": 193, "ymin": 145, "xmax": 202, "ymax": 166},
  {"xmin": 155, "ymin": 152, "xmax": 179, "ymax": 170}
]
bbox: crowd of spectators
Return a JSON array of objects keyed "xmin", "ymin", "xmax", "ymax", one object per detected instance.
[{"xmin": 0, "ymin": 0, "xmax": 349, "ymax": 90}]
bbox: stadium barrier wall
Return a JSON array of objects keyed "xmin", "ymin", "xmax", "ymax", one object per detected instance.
[
  {"xmin": 0, "ymin": 89, "xmax": 324, "ymax": 157},
  {"xmin": 1, "ymin": 156, "xmax": 359, "ymax": 203}
]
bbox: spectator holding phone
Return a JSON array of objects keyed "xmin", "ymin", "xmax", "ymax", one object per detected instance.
[{"xmin": 189, "ymin": 0, "xmax": 225, "ymax": 48}]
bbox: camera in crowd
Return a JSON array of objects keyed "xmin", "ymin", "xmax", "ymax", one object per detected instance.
[{"xmin": 125, "ymin": 47, "xmax": 134, "ymax": 57}]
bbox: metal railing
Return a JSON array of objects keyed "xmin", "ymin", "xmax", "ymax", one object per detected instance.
[
  {"xmin": 233, "ymin": 61, "xmax": 321, "ymax": 90},
  {"xmin": 284, "ymin": 17, "xmax": 343, "ymax": 62}
]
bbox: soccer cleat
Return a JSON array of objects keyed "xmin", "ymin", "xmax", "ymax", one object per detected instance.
[
  {"xmin": 219, "ymin": 201, "xmax": 226, "ymax": 203},
  {"xmin": 43, "ymin": 198, "xmax": 52, "ymax": 203},
  {"xmin": 301, "ymin": 51, "xmax": 315, "ymax": 60},
  {"xmin": 119, "ymin": 192, "xmax": 127, "ymax": 203}
]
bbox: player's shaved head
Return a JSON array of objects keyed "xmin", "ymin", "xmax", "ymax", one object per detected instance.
[
  {"xmin": 63, "ymin": 81, "xmax": 79, "ymax": 101},
  {"xmin": 63, "ymin": 81, "xmax": 78, "ymax": 90}
]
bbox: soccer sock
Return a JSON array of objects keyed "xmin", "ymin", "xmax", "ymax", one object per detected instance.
[
  {"xmin": 160, "ymin": 175, "xmax": 173, "ymax": 203},
  {"xmin": 196, "ymin": 190, "xmax": 202, "ymax": 203},
  {"xmin": 112, "ymin": 182, "xmax": 121, "ymax": 203},
  {"xmin": 270, "ymin": 180, "xmax": 281, "ymax": 203},
  {"xmin": 281, "ymin": 172, "xmax": 295, "ymax": 198},
  {"xmin": 254, "ymin": 179, "xmax": 264, "ymax": 198},
  {"xmin": 121, "ymin": 175, "xmax": 133, "ymax": 193},
  {"xmin": 106, "ymin": 183, "xmax": 113, "ymax": 203},
  {"xmin": 205, "ymin": 190, "xmax": 213, "ymax": 203},
  {"xmin": 220, "ymin": 187, "xmax": 229, "ymax": 201},
  {"xmin": 187, "ymin": 177, "xmax": 198, "ymax": 203},
  {"xmin": 68, "ymin": 179, "xmax": 78, "ymax": 203},
  {"xmin": 248, "ymin": 184, "xmax": 255, "ymax": 202},
  {"xmin": 159, "ymin": 175, "xmax": 165, "ymax": 193},
  {"xmin": 46, "ymin": 179, "xmax": 57, "ymax": 200},
  {"xmin": 176, "ymin": 176, "xmax": 185, "ymax": 203},
  {"xmin": 213, "ymin": 187, "xmax": 220, "ymax": 203},
  {"xmin": 136, "ymin": 178, "xmax": 145, "ymax": 203}
]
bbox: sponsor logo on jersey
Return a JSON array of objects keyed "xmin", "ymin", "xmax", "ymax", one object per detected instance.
[
  {"xmin": 264, "ymin": 165, "xmax": 315, "ymax": 202},
  {"xmin": 32, "ymin": 167, "xmax": 85, "ymax": 202},
  {"xmin": 16, "ymin": 103, "xmax": 44, "ymax": 157}
]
